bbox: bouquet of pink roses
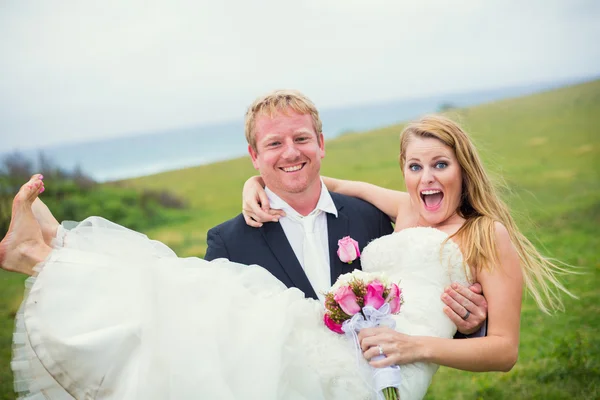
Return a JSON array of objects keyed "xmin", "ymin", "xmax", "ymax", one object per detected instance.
[{"xmin": 323, "ymin": 270, "xmax": 403, "ymax": 400}]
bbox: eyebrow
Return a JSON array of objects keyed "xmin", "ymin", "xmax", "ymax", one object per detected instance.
[
  {"xmin": 406, "ymin": 155, "xmax": 452, "ymax": 162},
  {"xmin": 260, "ymin": 130, "xmax": 314, "ymax": 142},
  {"xmin": 261, "ymin": 134, "xmax": 280, "ymax": 141},
  {"xmin": 294, "ymin": 128, "xmax": 314, "ymax": 135}
]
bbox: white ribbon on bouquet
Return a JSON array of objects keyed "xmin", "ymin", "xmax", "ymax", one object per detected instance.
[{"xmin": 342, "ymin": 303, "xmax": 402, "ymax": 400}]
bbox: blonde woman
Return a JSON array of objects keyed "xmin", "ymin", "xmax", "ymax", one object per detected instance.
[{"xmin": 1, "ymin": 116, "xmax": 570, "ymax": 399}]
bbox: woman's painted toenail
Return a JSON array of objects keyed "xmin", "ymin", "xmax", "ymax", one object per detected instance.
[
  {"xmin": 39, "ymin": 187, "xmax": 45, "ymax": 194},
  {"xmin": 39, "ymin": 175, "xmax": 44, "ymax": 180}
]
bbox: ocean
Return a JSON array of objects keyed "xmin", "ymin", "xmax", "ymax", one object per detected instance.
[{"xmin": 3, "ymin": 79, "xmax": 579, "ymax": 182}]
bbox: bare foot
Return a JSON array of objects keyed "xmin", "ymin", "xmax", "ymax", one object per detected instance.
[
  {"xmin": 32, "ymin": 198, "xmax": 60, "ymax": 246},
  {"xmin": 0, "ymin": 175, "xmax": 52, "ymax": 275}
]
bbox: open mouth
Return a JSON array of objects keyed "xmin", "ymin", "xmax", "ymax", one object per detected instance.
[
  {"xmin": 280, "ymin": 163, "xmax": 305, "ymax": 173},
  {"xmin": 420, "ymin": 189, "xmax": 444, "ymax": 210}
]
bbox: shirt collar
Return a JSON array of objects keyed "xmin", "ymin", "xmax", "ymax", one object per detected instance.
[{"xmin": 265, "ymin": 180, "xmax": 338, "ymax": 219}]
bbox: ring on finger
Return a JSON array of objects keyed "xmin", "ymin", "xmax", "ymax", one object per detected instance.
[
  {"xmin": 377, "ymin": 345, "xmax": 384, "ymax": 356},
  {"xmin": 462, "ymin": 310, "xmax": 470, "ymax": 320}
]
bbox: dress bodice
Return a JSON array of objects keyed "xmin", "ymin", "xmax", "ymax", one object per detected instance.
[{"xmin": 360, "ymin": 227, "xmax": 472, "ymax": 287}]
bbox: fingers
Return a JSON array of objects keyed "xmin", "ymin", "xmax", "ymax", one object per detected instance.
[
  {"xmin": 442, "ymin": 289, "xmax": 469, "ymax": 315},
  {"xmin": 442, "ymin": 283, "xmax": 488, "ymax": 335},
  {"xmin": 449, "ymin": 283, "xmax": 485, "ymax": 306},
  {"xmin": 241, "ymin": 182, "xmax": 286, "ymax": 227},
  {"xmin": 363, "ymin": 342, "xmax": 392, "ymax": 360},
  {"xmin": 358, "ymin": 329, "xmax": 379, "ymax": 352},
  {"xmin": 369, "ymin": 356, "xmax": 397, "ymax": 368},
  {"xmin": 358, "ymin": 327, "xmax": 400, "ymax": 354},
  {"xmin": 242, "ymin": 211, "xmax": 263, "ymax": 228},
  {"xmin": 442, "ymin": 300, "xmax": 470, "ymax": 331},
  {"xmin": 469, "ymin": 282, "xmax": 483, "ymax": 295},
  {"xmin": 359, "ymin": 330, "xmax": 418, "ymax": 367},
  {"xmin": 361, "ymin": 334, "xmax": 394, "ymax": 366},
  {"xmin": 444, "ymin": 305, "xmax": 470, "ymax": 328},
  {"xmin": 448, "ymin": 282, "xmax": 488, "ymax": 316},
  {"xmin": 244, "ymin": 195, "xmax": 272, "ymax": 219},
  {"xmin": 441, "ymin": 288, "xmax": 472, "ymax": 331},
  {"xmin": 257, "ymin": 190, "xmax": 271, "ymax": 212},
  {"xmin": 357, "ymin": 327, "xmax": 390, "ymax": 350},
  {"xmin": 242, "ymin": 176, "xmax": 280, "ymax": 226},
  {"xmin": 242, "ymin": 208, "xmax": 285, "ymax": 227}
]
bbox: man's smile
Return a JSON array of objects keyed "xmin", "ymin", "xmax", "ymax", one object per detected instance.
[{"xmin": 280, "ymin": 163, "xmax": 306, "ymax": 173}]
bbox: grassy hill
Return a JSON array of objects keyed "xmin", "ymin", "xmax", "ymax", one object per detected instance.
[{"xmin": 0, "ymin": 79, "xmax": 599, "ymax": 398}]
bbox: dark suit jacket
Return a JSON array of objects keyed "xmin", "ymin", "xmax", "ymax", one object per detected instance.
[{"xmin": 205, "ymin": 192, "xmax": 394, "ymax": 300}]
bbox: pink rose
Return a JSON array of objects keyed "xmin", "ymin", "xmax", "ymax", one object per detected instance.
[
  {"xmin": 364, "ymin": 280, "xmax": 385, "ymax": 309},
  {"xmin": 333, "ymin": 285, "xmax": 361, "ymax": 316},
  {"xmin": 337, "ymin": 236, "xmax": 360, "ymax": 263},
  {"xmin": 387, "ymin": 283, "xmax": 402, "ymax": 314},
  {"xmin": 323, "ymin": 313, "xmax": 344, "ymax": 334}
]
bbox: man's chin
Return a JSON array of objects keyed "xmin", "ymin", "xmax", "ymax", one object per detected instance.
[
  {"xmin": 280, "ymin": 185, "xmax": 309, "ymax": 194},
  {"xmin": 270, "ymin": 181, "xmax": 310, "ymax": 195},
  {"xmin": 267, "ymin": 175, "xmax": 320, "ymax": 195}
]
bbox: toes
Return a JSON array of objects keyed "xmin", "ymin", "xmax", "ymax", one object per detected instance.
[
  {"xmin": 27, "ymin": 181, "xmax": 44, "ymax": 202},
  {"xmin": 18, "ymin": 176, "xmax": 45, "ymax": 204}
]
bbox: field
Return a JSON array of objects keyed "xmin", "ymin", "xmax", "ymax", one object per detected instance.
[{"xmin": 1, "ymin": 80, "xmax": 599, "ymax": 398}]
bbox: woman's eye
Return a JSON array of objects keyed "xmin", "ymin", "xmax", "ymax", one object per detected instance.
[
  {"xmin": 409, "ymin": 164, "xmax": 421, "ymax": 171},
  {"xmin": 435, "ymin": 162, "xmax": 448, "ymax": 169}
]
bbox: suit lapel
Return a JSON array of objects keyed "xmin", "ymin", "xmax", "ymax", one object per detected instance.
[
  {"xmin": 327, "ymin": 197, "xmax": 350, "ymax": 285},
  {"xmin": 259, "ymin": 222, "xmax": 318, "ymax": 300}
]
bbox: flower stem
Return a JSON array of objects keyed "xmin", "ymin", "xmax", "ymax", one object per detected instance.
[{"xmin": 382, "ymin": 386, "xmax": 399, "ymax": 400}]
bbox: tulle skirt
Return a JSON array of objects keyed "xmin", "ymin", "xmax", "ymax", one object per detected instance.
[
  {"xmin": 12, "ymin": 218, "xmax": 469, "ymax": 399},
  {"xmin": 12, "ymin": 217, "xmax": 372, "ymax": 399}
]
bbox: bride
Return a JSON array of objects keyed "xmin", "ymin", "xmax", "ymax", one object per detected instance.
[{"xmin": 1, "ymin": 116, "xmax": 570, "ymax": 400}]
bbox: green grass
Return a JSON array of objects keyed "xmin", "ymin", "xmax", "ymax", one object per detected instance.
[{"xmin": 1, "ymin": 79, "xmax": 599, "ymax": 398}]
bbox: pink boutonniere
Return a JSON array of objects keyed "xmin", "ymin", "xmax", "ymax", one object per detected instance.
[{"xmin": 337, "ymin": 236, "xmax": 360, "ymax": 264}]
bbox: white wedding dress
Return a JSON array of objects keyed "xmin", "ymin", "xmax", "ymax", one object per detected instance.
[{"xmin": 11, "ymin": 217, "xmax": 471, "ymax": 400}]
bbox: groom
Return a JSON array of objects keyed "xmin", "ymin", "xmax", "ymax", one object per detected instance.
[{"xmin": 205, "ymin": 90, "xmax": 486, "ymax": 335}]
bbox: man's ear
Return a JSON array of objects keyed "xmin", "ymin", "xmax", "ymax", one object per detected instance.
[
  {"xmin": 248, "ymin": 145, "xmax": 260, "ymax": 170},
  {"xmin": 319, "ymin": 133, "xmax": 326, "ymax": 159}
]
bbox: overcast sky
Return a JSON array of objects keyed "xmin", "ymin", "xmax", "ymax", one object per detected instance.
[{"xmin": 1, "ymin": 0, "xmax": 599, "ymax": 150}]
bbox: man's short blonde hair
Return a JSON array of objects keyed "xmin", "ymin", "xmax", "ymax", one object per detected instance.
[{"xmin": 245, "ymin": 89, "xmax": 323, "ymax": 152}]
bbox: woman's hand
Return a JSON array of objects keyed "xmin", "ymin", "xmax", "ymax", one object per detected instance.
[
  {"xmin": 242, "ymin": 176, "xmax": 285, "ymax": 227},
  {"xmin": 358, "ymin": 327, "xmax": 426, "ymax": 368}
]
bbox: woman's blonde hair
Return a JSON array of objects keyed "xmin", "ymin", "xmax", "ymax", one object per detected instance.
[{"xmin": 399, "ymin": 115, "xmax": 573, "ymax": 313}]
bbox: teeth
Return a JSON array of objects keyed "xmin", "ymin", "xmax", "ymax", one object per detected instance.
[
  {"xmin": 282, "ymin": 165, "xmax": 303, "ymax": 172},
  {"xmin": 421, "ymin": 190, "xmax": 441, "ymax": 195}
]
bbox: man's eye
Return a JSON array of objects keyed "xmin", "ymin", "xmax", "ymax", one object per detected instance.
[
  {"xmin": 409, "ymin": 164, "xmax": 421, "ymax": 171},
  {"xmin": 296, "ymin": 137, "xmax": 308, "ymax": 142},
  {"xmin": 268, "ymin": 142, "xmax": 280, "ymax": 147}
]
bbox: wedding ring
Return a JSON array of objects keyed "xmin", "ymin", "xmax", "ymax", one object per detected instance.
[
  {"xmin": 378, "ymin": 345, "xmax": 384, "ymax": 356},
  {"xmin": 462, "ymin": 310, "xmax": 471, "ymax": 320}
]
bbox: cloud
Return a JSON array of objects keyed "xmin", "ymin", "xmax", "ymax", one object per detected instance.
[{"xmin": 1, "ymin": 0, "xmax": 599, "ymax": 149}]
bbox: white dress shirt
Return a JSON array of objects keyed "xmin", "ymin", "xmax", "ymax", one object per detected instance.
[{"xmin": 265, "ymin": 181, "xmax": 338, "ymax": 289}]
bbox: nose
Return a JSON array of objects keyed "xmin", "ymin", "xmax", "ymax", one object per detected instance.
[
  {"xmin": 420, "ymin": 167, "xmax": 435, "ymax": 184},
  {"xmin": 281, "ymin": 141, "xmax": 301, "ymax": 159}
]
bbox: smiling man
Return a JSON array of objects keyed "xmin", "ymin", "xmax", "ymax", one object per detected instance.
[{"xmin": 205, "ymin": 90, "xmax": 397, "ymax": 301}]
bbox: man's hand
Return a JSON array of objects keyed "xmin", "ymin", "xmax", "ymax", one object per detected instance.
[{"xmin": 442, "ymin": 282, "xmax": 487, "ymax": 336}]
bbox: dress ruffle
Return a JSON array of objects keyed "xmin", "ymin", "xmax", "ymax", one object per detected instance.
[{"xmin": 11, "ymin": 219, "xmax": 469, "ymax": 400}]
